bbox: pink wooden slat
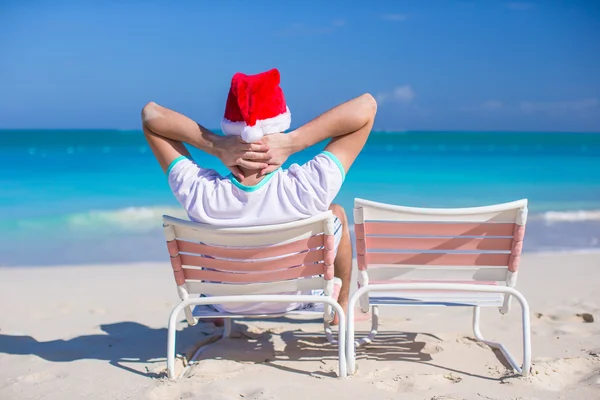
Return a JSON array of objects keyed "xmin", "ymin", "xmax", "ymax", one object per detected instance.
[
  {"xmin": 511, "ymin": 241, "xmax": 523, "ymax": 256},
  {"xmin": 512, "ymin": 224, "xmax": 526, "ymax": 241},
  {"xmin": 508, "ymin": 255, "xmax": 521, "ymax": 272},
  {"xmin": 183, "ymin": 263, "xmax": 326, "ymax": 283},
  {"xmin": 324, "ymin": 233, "xmax": 335, "ymax": 280},
  {"xmin": 324, "ymin": 264, "xmax": 334, "ymax": 280},
  {"xmin": 170, "ymin": 255, "xmax": 185, "ymax": 286},
  {"xmin": 356, "ymin": 239, "xmax": 366, "ymax": 255},
  {"xmin": 179, "ymin": 249, "xmax": 324, "ymax": 272},
  {"xmin": 325, "ymin": 234, "xmax": 335, "ymax": 251},
  {"xmin": 355, "ymin": 223, "xmax": 365, "ymax": 239},
  {"xmin": 366, "ymin": 252, "xmax": 510, "ymax": 266},
  {"xmin": 166, "ymin": 239, "xmax": 185, "ymax": 285},
  {"xmin": 364, "ymin": 222, "xmax": 516, "ymax": 237},
  {"xmin": 508, "ymin": 224, "xmax": 526, "ymax": 272},
  {"xmin": 365, "ymin": 237, "xmax": 512, "ymax": 251},
  {"xmin": 176, "ymin": 235, "xmax": 324, "ymax": 259},
  {"xmin": 166, "ymin": 240, "xmax": 179, "ymax": 257},
  {"xmin": 357, "ymin": 254, "xmax": 367, "ymax": 271}
]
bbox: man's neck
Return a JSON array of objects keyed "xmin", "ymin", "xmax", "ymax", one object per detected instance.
[{"xmin": 236, "ymin": 167, "xmax": 265, "ymax": 186}]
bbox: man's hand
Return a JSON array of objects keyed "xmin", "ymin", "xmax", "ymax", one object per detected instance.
[
  {"xmin": 212, "ymin": 135, "xmax": 272, "ymax": 179},
  {"xmin": 260, "ymin": 132, "xmax": 296, "ymax": 174}
]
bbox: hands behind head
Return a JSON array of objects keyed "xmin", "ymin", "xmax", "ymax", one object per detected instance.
[
  {"xmin": 259, "ymin": 133, "xmax": 295, "ymax": 175},
  {"xmin": 213, "ymin": 133, "xmax": 293, "ymax": 180}
]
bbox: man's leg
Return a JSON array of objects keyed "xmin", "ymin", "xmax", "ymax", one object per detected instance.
[{"xmin": 329, "ymin": 204, "xmax": 352, "ymax": 325}]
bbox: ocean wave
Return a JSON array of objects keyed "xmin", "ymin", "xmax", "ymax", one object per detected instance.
[
  {"xmin": 7, "ymin": 206, "xmax": 600, "ymax": 237},
  {"xmin": 65, "ymin": 206, "xmax": 188, "ymax": 231},
  {"xmin": 535, "ymin": 210, "xmax": 600, "ymax": 222}
]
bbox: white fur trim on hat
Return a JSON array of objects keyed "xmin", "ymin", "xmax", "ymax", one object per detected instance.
[{"xmin": 221, "ymin": 107, "xmax": 291, "ymax": 143}]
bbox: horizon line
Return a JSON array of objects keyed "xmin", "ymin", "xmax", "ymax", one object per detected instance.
[{"xmin": 1, "ymin": 128, "xmax": 600, "ymax": 135}]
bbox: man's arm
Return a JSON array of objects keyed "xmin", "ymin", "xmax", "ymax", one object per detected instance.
[
  {"xmin": 141, "ymin": 102, "xmax": 272, "ymax": 178},
  {"xmin": 261, "ymin": 93, "xmax": 377, "ymax": 174}
]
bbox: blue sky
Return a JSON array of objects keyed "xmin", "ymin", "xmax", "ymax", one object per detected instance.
[{"xmin": 1, "ymin": 0, "xmax": 599, "ymax": 132}]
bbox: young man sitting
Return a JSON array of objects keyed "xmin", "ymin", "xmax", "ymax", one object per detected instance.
[{"xmin": 142, "ymin": 69, "xmax": 376, "ymax": 322}]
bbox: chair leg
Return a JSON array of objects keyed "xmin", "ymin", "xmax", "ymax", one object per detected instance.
[
  {"xmin": 167, "ymin": 303, "xmax": 224, "ymax": 379},
  {"xmin": 223, "ymin": 319, "xmax": 233, "ymax": 338},
  {"xmin": 324, "ymin": 319, "xmax": 337, "ymax": 345},
  {"xmin": 471, "ymin": 302, "xmax": 531, "ymax": 376},
  {"xmin": 346, "ymin": 304, "xmax": 379, "ymax": 375},
  {"xmin": 355, "ymin": 305, "xmax": 379, "ymax": 348},
  {"xmin": 319, "ymin": 301, "xmax": 347, "ymax": 377},
  {"xmin": 167, "ymin": 305, "xmax": 180, "ymax": 379},
  {"xmin": 347, "ymin": 293, "xmax": 358, "ymax": 375},
  {"xmin": 331, "ymin": 301, "xmax": 347, "ymax": 378},
  {"xmin": 170, "ymin": 296, "xmax": 347, "ymax": 379}
]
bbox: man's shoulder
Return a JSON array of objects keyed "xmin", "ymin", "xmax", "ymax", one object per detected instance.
[
  {"xmin": 168, "ymin": 158, "xmax": 225, "ymax": 186},
  {"xmin": 282, "ymin": 152, "xmax": 345, "ymax": 182}
]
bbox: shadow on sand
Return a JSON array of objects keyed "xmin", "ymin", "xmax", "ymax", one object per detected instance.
[{"xmin": 0, "ymin": 318, "xmax": 511, "ymax": 380}]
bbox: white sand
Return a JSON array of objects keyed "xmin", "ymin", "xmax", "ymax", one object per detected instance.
[{"xmin": 1, "ymin": 253, "xmax": 599, "ymax": 400}]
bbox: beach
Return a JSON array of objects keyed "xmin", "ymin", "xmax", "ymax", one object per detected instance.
[
  {"xmin": 1, "ymin": 252, "xmax": 598, "ymax": 400},
  {"xmin": 3, "ymin": 0, "xmax": 600, "ymax": 398},
  {"xmin": 2, "ymin": 131, "xmax": 599, "ymax": 399}
]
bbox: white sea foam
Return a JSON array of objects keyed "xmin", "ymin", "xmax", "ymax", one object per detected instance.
[
  {"xmin": 18, "ymin": 207, "xmax": 600, "ymax": 236},
  {"xmin": 536, "ymin": 210, "xmax": 600, "ymax": 222},
  {"xmin": 66, "ymin": 206, "xmax": 188, "ymax": 231}
]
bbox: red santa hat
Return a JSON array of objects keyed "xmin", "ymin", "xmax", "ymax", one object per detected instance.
[{"xmin": 221, "ymin": 68, "xmax": 291, "ymax": 143}]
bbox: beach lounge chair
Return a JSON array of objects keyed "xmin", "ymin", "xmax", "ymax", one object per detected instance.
[
  {"xmin": 347, "ymin": 198, "xmax": 531, "ymax": 376},
  {"xmin": 162, "ymin": 211, "xmax": 346, "ymax": 379}
]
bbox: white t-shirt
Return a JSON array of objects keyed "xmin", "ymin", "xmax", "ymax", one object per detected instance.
[
  {"xmin": 167, "ymin": 151, "xmax": 345, "ymax": 226},
  {"xmin": 166, "ymin": 151, "xmax": 345, "ymax": 314}
]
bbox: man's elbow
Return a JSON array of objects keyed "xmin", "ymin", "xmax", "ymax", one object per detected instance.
[
  {"xmin": 359, "ymin": 93, "xmax": 378, "ymax": 120},
  {"xmin": 141, "ymin": 101, "xmax": 162, "ymax": 126}
]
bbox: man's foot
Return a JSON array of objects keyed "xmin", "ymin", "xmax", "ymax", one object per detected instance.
[
  {"xmin": 330, "ymin": 301, "xmax": 370, "ymax": 325},
  {"xmin": 203, "ymin": 318, "xmax": 225, "ymax": 327},
  {"xmin": 330, "ymin": 300, "xmax": 348, "ymax": 326}
]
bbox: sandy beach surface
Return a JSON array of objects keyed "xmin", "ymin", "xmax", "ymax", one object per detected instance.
[{"xmin": 1, "ymin": 252, "xmax": 599, "ymax": 400}]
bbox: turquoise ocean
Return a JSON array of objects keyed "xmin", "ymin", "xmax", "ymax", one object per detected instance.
[{"xmin": 1, "ymin": 130, "xmax": 599, "ymax": 266}]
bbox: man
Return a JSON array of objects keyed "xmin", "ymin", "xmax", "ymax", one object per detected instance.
[{"xmin": 142, "ymin": 69, "xmax": 376, "ymax": 321}]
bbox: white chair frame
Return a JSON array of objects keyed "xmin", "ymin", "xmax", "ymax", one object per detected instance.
[
  {"xmin": 347, "ymin": 199, "xmax": 531, "ymax": 377},
  {"xmin": 162, "ymin": 211, "xmax": 347, "ymax": 379}
]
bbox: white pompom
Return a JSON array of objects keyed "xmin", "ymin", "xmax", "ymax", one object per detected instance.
[{"xmin": 241, "ymin": 125, "xmax": 264, "ymax": 143}]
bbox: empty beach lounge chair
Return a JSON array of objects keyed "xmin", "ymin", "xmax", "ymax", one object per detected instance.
[
  {"xmin": 162, "ymin": 211, "xmax": 346, "ymax": 379},
  {"xmin": 347, "ymin": 198, "xmax": 531, "ymax": 376}
]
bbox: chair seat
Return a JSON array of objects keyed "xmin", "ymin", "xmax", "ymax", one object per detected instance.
[
  {"xmin": 368, "ymin": 290, "xmax": 504, "ymax": 307},
  {"xmin": 192, "ymin": 302, "xmax": 325, "ymax": 319}
]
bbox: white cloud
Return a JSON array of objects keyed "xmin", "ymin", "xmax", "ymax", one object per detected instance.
[
  {"xmin": 375, "ymin": 93, "xmax": 389, "ymax": 103},
  {"xmin": 520, "ymin": 98, "xmax": 599, "ymax": 114},
  {"xmin": 280, "ymin": 19, "xmax": 346, "ymax": 36},
  {"xmin": 460, "ymin": 100, "xmax": 503, "ymax": 112},
  {"xmin": 506, "ymin": 2, "xmax": 535, "ymax": 10},
  {"xmin": 377, "ymin": 85, "xmax": 415, "ymax": 105},
  {"xmin": 482, "ymin": 100, "xmax": 503, "ymax": 110},
  {"xmin": 382, "ymin": 14, "xmax": 408, "ymax": 21},
  {"xmin": 392, "ymin": 86, "xmax": 416, "ymax": 102}
]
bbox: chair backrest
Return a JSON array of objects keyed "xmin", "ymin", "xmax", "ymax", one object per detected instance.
[
  {"xmin": 162, "ymin": 211, "xmax": 336, "ymax": 299},
  {"xmin": 354, "ymin": 199, "xmax": 528, "ymax": 311}
]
